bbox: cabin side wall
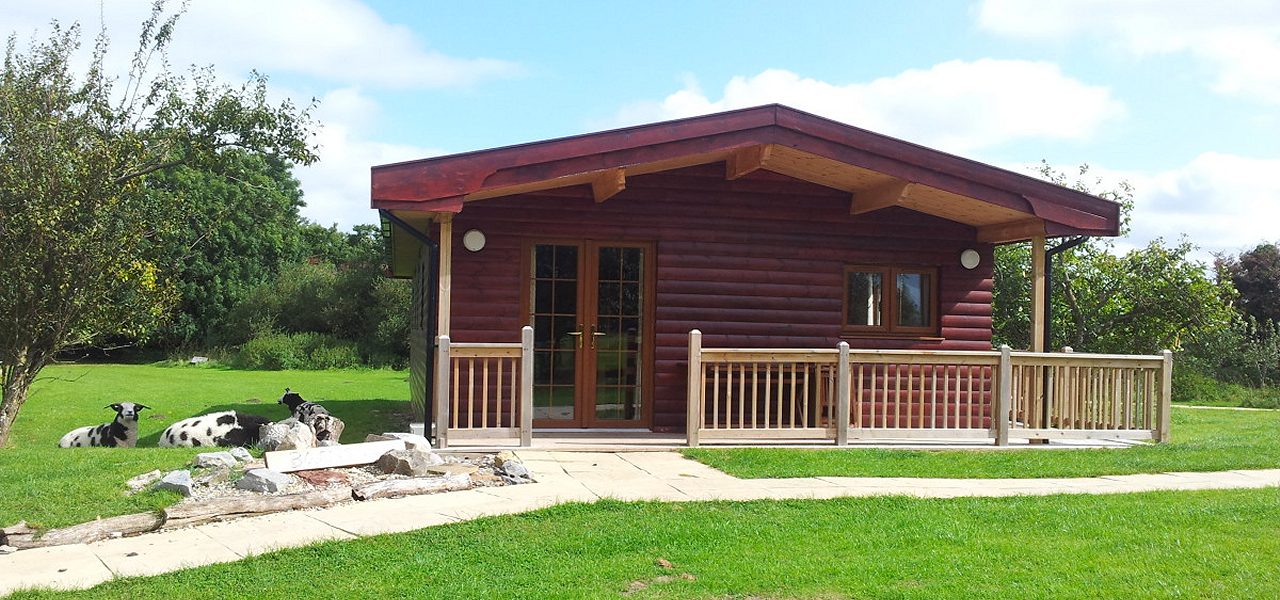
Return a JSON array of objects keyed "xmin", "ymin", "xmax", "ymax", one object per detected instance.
[{"xmin": 444, "ymin": 167, "xmax": 994, "ymax": 431}]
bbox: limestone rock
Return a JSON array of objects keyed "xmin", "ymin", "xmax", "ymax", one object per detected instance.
[
  {"xmin": 235, "ymin": 468, "xmax": 295, "ymax": 493},
  {"xmin": 317, "ymin": 439, "xmax": 340, "ymax": 447},
  {"xmin": 0, "ymin": 544, "xmax": 16, "ymax": 555},
  {"xmin": 153, "ymin": 470, "xmax": 193, "ymax": 497},
  {"xmin": 124, "ymin": 469, "xmax": 163, "ymax": 494},
  {"xmin": 194, "ymin": 465, "xmax": 231, "ymax": 487},
  {"xmin": 193, "ymin": 451, "xmax": 237, "ymax": 469},
  {"xmin": 259, "ymin": 418, "xmax": 315, "ymax": 452},
  {"xmin": 229, "ymin": 447, "xmax": 253, "ymax": 462},
  {"xmin": 375, "ymin": 449, "xmax": 445, "ymax": 476},
  {"xmin": 494, "ymin": 450, "xmax": 518, "ymax": 468},
  {"xmin": 426, "ymin": 463, "xmax": 478, "ymax": 477},
  {"xmin": 379, "ymin": 432, "xmax": 433, "ymax": 451},
  {"xmin": 499, "ymin": 460, "xmax": 531, "ymax": 481}
]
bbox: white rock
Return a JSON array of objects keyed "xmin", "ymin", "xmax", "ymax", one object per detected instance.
[
  {"xmin": 258, "ymin": 419, "xmax": 315, "ymax": 452},
  {"xmin": 375, "ymin": 449, "xmax": 446, "ymax": 476},
  {"xmin": 153, "ymin": 470, "xmax": 193, "ymax": 497},
  {"xmin": 380, "ymin": 432, "xmax": 433, "ymax": 451},
  {"xmin": 229, "ymin": 447, "xmax": 253, "ymax": 462},
  {"xmin": 124, "ymin": 469, "xmax": 163, "ymax": 494},
  {"xmin": 235, "ymin": 468, "xmax": 295, "ymax": 493},
  {"xmin": 193, "ymin": 451, "xmax": 237, "ymax": 468},
  {"xmin": 0, "ymin": 544, "xmax": 17, "ymax": 555}
]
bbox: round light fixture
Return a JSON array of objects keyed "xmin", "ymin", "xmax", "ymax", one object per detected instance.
[
  {"xmin": 960, "ymin": 249, "xmax": 981, "ymax": 270},
  {"xmin": 462, "ymin": 229, "xmax": 486, "ymax": 252}
]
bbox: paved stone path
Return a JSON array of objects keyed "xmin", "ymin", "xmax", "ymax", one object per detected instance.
[{"xmin": 3, "ymin": 451, "xmax": 1278, "ymax": 596}]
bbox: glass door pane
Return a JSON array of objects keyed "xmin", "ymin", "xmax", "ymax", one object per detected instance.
[
  {"xmin": 532, "ymin": 244, "xmax": 579, "ymax": 422},
  {"xmin": 592, "ymin": 246, "xmax": 644, "ymax": 421}
]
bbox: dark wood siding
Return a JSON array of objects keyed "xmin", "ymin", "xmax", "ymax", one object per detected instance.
[{"xmin": 444, "ymin": 164, "xmax": 994, "ymax": 431}]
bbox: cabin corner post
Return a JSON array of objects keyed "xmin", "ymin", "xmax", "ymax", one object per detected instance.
[
  {"xmin": 835, "ymin": 342, "xmax": 851, "ymax": 446},
  {"xmin": 995, "ymin": 345, "xmax": 1012, "ymax": 446},
  {"xmin": 520, "ymin": 326, "xmax": 534, "ymax": 447},
  {"xmin": 437, "ymin": 215, "xmax": 454, "ymax": 338},
  {"xmin": 434, "ymin": 335, "xmax": 451, "ymax": 449},
  {"xmin": 1030, "ymin": 236, "xmax": 1047, "ymax": 352},
  {"xmin": 1156, "ymin": 349, "xmax": 1173, "ymax": 443},
  {"xmin": 686, "ymin": 330, "xmax": 703, "ymax": 447}
]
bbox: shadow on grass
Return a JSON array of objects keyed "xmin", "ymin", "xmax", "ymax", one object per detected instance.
[{"xmin": 137, "ymin": 398, "xmax": 413, "ymax": 446}]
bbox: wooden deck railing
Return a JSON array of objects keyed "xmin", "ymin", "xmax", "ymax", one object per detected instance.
[
  {"xmin": 686, "ymin": 329, "xmax": 1172, "ymax": 447},
  {"xmin": 434, "ymin": 326, "xmax": 533, "ymax": 448}
]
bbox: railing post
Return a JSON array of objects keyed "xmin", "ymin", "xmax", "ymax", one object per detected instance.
[
  {"xmin": 686, "ymin": 329, "xmax": 702, "ymax": 447},
  {"xmin": 1156, "ymin": 349, "xmax": 1173, "ymax": 443},
  {"xmin": 995, "ymin": 345, "xmax": 1012, "ymax": 446},
  {"xmin": 434, "ymin": 334, "xmax": 451, "ymax": 449},
  {"xmin": 836, "ymin": 342, "xmax": 850, "ymax": 446},
  {"xmin": 520, "ymin": 326, "xmax": 534, "ymax": 447}
]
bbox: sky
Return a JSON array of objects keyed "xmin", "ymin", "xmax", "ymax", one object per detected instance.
[{"xmin": 4, "ymin": 0, "xmax": 1279, "ymax": 264}]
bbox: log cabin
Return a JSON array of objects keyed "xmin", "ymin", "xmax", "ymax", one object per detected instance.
[{"xmin": 372, "ymin": 105, "xmax": 1168, "ymax": 447}]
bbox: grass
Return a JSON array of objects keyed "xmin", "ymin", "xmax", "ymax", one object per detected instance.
[
  {"xmin": 7, "ymin": 488, "xmax": 1280, "ymax": 599},
  {"xmin": 684, "ymin": 407, "xmax": 1280, "ymax": 479},
  {"xmin": 0, "ymin": 363, "xmax": 409, "ymax": 530}
]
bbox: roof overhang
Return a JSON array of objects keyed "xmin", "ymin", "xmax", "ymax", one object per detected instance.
[{"xmin": 372, "ymin": 104, "xmax": 1121, "ymax": 244}]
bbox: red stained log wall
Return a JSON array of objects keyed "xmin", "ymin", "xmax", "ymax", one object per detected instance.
[{"xmin": 440, "ymin": 165, "xmax": 994, "ymax": 431}]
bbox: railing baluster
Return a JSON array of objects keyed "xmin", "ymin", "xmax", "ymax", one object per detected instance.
[{"xmin": 712, "ymin": 363, "xmax": 720, "ymax": 430}]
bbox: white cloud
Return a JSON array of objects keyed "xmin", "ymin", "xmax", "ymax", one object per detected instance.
[
  {"xmin": 613, "ymin": 62, "xmax": 1124, "ymax": 154},
  {"xmin": 1, "ymin": 1, "xmax": 478, "ymax": 228},
  {"xmin": 977, "ymin": 0, "xmax": 1280, "ymax": 103},
  {"xmin": 2, "ymin": 0, "xmax": 518, "ymax": 89},
  {"xmin": 1029, "ymin": 154, "xmax": 1280, "ymax": 262},
  {"xmin": 296, "ymin": 88, "xmax": 444, "ymax": 228}
]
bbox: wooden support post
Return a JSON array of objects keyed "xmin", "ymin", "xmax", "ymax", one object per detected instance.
[
  {"xmin": 836, "ymin": 342, "xmax": 851, "ymax": 446},
  {"xmin": 1156, "ymin": 349, "xmax": 1173, "ymax": 443},
  {"xmin": 519, "ymin": 325, "xmax": 534, "ymax": 447},
  {"xmin": 1030, "ymin": 236, "xmax": 1046, "ymax": 352},
  {"xmin": 995, "ymin": 345, "xmax": 1012, "ymax": 446},
  {"xmin": 434, "ymin": 334, "xmax": 451, "ymax": 449},
  {"xmin": 437, "ymin": 216, "xmax": 453, "ymax": 338},
  {"xmin": 686, "ymin": 329, "xmax": 702, "ymax": 447}
]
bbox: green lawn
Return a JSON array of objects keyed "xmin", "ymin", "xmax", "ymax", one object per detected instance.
[
  {"xmin": 8, "ymin": 489, "xmax": 1280, "ymax": 599},
  {"xmin": 684, "ymin": 407, "xmax": 1280, "ymax": 479},
  {"xmin": 0, "ymin": 363, "xmax": 409, "ymax": 530}
]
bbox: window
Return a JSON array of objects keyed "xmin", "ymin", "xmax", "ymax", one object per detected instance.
[{"xmin": 843, "ymin": 266, "xmax": 937, "ymax": 335}]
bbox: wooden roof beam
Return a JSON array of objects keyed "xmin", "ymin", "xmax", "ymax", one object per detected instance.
[
  {"xmin": 725, "ymin": 144, "xmax": 772, "ymax": 180},
  {"xmin": 851, "ymin": 179, "xmax": 912, "ymax": 215},
  {"xmin": 592, "ymin": 168, "xmax": 626, "ymax": 203},
  {"xmin": 977, "ymin": 218, "xmax": 1047, "ymax": 243}
]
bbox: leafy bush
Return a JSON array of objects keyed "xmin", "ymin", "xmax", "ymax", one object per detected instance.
[
  {"xmin": 1173, "ymin": 367, "xmax": 1280, "ymax": 408},
  {"xmin": 234, "ymin": 332, "xmax": 361, "ymax": 370}
]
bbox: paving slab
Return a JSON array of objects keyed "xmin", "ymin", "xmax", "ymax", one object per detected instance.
[
  {"xmin": 0, "ymin": 543, "xmax": 113, "ymax": 596},
  {"xmin": 305, "ymin": 496, "xmax": 457, "ymax": 536},
  {"xmin": 92, "ymin": 527, "xmax": 241, "ymax": 578},
  {"xmin": 196, "ymin": 510, "xmax": 356, "ymax": 557},
  {"xmin": 617, "ymin": 452, "xmax": 739, "ymax": 480}
]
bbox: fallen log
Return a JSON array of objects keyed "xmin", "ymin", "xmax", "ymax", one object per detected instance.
[
  {"xmin": 162, "ymin": 486, "xmax": 353, "ymax": 529},
  {"xmin": 353, "ymin": 474, "xmax": 472, "ymax": 501},
  {"xmin": 2, "ymin": 512, "xmax": 165, "ymax": 549}
]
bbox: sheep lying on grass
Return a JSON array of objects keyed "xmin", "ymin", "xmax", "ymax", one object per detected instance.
[
  {"xmin": 59, "ymin": 402, "xmax": 150, "ymax": 448},
  {"xmin": 158, "ymin": 411, "xmax": 271, "ymax": 448}
]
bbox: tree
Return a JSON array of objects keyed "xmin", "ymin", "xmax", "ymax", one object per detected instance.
[
  {"xmin": 992, "ymin": 164, "xmax": 1235, "ymax": 355},
  {"xmin": 1217, "ymin": 242, "xmax": 1280, "ymax": 325},
  {"xmin": 149, "ymin": 150, "xmax": 306, "ymax": 347},
  {"xmin": 0, "ymin": 5, "xmax": 316, "ymax": 446}
]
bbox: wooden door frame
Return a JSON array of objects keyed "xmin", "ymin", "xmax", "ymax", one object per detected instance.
[{"xmin": 520, "ymin": 238, "xmax": 656, "ymax": 429}]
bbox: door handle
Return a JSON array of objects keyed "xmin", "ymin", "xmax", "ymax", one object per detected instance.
[
  {"xmin": 566, "ymin": 325, "xmax": 584, "ymax": 348},
  {"xmin": 589, "ymin": 324, "xmax": 607, "ymax": 349}
]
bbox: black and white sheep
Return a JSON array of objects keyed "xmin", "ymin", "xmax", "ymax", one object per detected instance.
[
  {"xmin": 59, "ymin": 402, "xmax": 150, "ymax": 448},
  {"xmin": 278, "ymin": 388, "xmax": 337, "ymax": 442},
  {"xmin": 158, "ymin": 411, "xmax": 271, "ymax": 448}
]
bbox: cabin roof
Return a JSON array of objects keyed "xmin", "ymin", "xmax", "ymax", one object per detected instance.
[{"xmin": 371, "ymin": 104, "xmax": 1120, "ymax": 243}]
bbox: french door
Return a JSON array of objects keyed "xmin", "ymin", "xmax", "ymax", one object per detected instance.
[{"xmin": 528, "ymin": 241, "xmax": 652, "ymax": 428}]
